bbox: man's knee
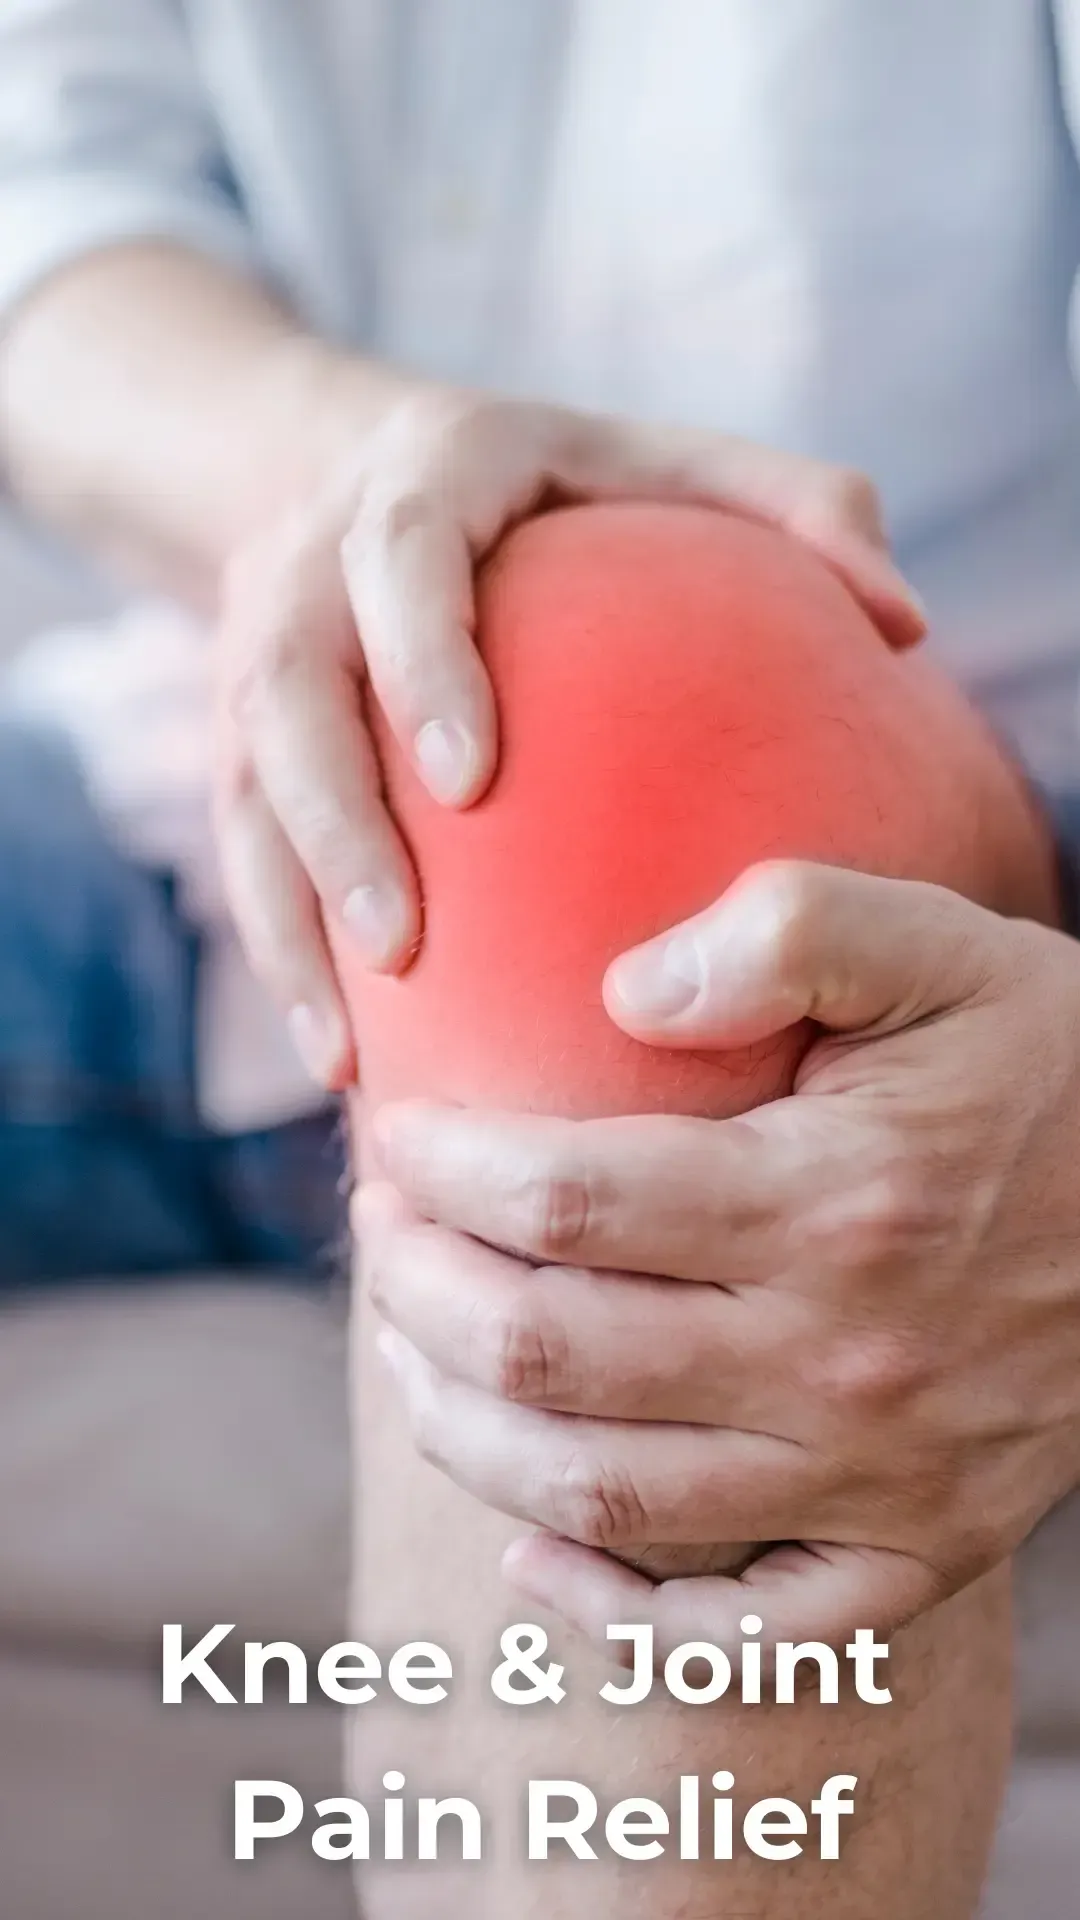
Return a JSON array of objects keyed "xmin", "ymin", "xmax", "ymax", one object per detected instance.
[{"xmin": 341, "ymin": 502, "xmax": 1052, "ymax": 1121}]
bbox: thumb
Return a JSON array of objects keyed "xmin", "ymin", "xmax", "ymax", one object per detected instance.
[
  {"xmin": 503, "ymin": 1533, "xmax": 943, "ymax": 1672},
  {"xmin": 603, "ymin": 860, "xmax": 1002, "ymax": 1050}
]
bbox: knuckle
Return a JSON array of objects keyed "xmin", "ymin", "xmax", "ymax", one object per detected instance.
[
  {"xmin": 831, "ymin": 464, "xmax": 880, "ymax": 519},
  {"xmin": 815, "ymin": 464, "xmax": 883, "ymax": 535},
  {"xmin": 456, "ymin": 393, "xmax": 525, "ymax": 462},
  {"xmin": 806, "ymin": 1160, "xmax": 930, "ymax": 1272},
  {"xmin": 846, "ymin": 1174, "xmax": 909, "ymax": 1262},
  {"xmin": 405, "ymin": 385, "xmax": 475, "ymax": 443},
  {"xmin": 260, "ymin": 617, "xmax": 311, "ymax": 685},
  {"xmin": 744, "ymin": 859, "xmax": 821, "ymax": 968},
  {"xmin": 508, "ymin": 1161, "xmax": 596, "ymax": 1262},
  {"xmin": 802, "ymin": 1328, "xmax": 926, "ymax": 1415},
  {"xmin": 351, "ymin": 484, "xmax": 434, "ymax": 556},
  {"xmin": 225, "ymin": 616, "xmax": 309, "ymax": 731},
  {"xmin": 555, "ymin": 1455, "xmax": 649, "ymax": 1553},
  {"xmin": 222, "ymin": 653, "xmax": 264, "ymax": 733},
  {"xmin": 852, "ymin": 1164, "xmax": 935, "ymax": 1261},
  {"xmin": 213, "ymin": 749, "xmax": 260, "ymax": 815},
  {"xmin": 488, "ymin": 1298, "xmax": 572, "ymax": 1406},
  {"xmin": 358, "ymin": 388, "xmax": 472, "ymax": 488}
]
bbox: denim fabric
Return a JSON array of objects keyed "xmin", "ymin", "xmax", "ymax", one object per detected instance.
[{"xmin": 0, "ymin": 723, "xmax": 346, "ymax": 1289}]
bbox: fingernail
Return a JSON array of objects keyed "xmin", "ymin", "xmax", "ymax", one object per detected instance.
[
  {"xmin": 607, "ymin": 938, "xmax": 703, "ymax": 1022},
  {"xmin": 343, "ymin": 881, "xmax": 410, "ymax": 968},
  {"xmin": 287, "ymin": 1002, "xmax": 343, "ymax": 1085},
  {"xmin": 414, "ymin": 718, "xmax": 478, "ymax": 804}
]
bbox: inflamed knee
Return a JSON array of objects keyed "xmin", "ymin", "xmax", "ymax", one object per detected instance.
[
  {"xmin": 341, "ymin": 502, "xmax": 1056, "ymax": 1579},
  {"xmin": 342, "ymin": 501, "xmax": 1056, "ymax": 1126}
]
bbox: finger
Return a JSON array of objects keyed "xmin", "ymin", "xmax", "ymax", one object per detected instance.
[
  {"xmin": 376, "ymin": 1328, "xmax": 832, "ymax": 1552},
  {"xmin": 369, "ymin": 1099, "xmax": 809, "ymax": 1282},
  {"xmin": 504, "ymin": 1533, "xmax": 942, "ymax": 1666},
  {"xmin": 553, "ymin": 417, "xmax": 927, "ymax": 652},
  {"xmin": 226, "ymin": 541, "xmax": 421, "ymax": 974},
  {"xmin": 250, "ymin": 653, "xmax": 423, "ymax": 975},
  {"xmin": 214, "ymin": 765, "xmax": 355, "ymax": 1089},
  {"xmin": 355, "ymin": 1182, "xmax": 800, "ymax": 1423},
  {"xmin": 605, "ymin": 859, "xmax": 1003, "ymax": 1049},
  {"xmin": 343, "ymin": 490, "xmax": 498, "ymax": 808}
]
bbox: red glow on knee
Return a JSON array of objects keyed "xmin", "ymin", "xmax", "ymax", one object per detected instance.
[{"xmin": 338, "ymin": 503, "xmax": 1051, "ymax": 1120}]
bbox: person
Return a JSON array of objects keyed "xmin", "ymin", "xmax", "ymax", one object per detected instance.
[{"xmin": 2, "ymin": 4, "xmax": 1080, "ymax": 1915}]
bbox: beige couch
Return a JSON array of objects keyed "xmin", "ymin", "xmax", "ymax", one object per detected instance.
[
  {"xmin": 0, "ymin": 1282, "xmax": 354, "ymax": 1920},
  {"xmin": 0, "ymin": 1276, "xmax": 1076, "ymax": 1919}
]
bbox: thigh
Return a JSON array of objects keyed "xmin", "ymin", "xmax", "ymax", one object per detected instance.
[
  {"xmin": 0, "ymin": 723, "xmax": 218, "ymax": 1286},
  {"xmin": 0, "ymin": 724, "xmax": 347, "ymax": 1287},
  {"xmin": 349, "ymin": 1308, "xmax": 1013, "ymax": 1920}
]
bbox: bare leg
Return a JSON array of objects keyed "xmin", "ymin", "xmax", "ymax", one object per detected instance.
[{"xmin": 348, "ymin": 1292, "xmax": 1012, "ymax": 1919}]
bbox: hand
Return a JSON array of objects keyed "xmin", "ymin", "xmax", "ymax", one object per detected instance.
[
  {"xmin": 360, "ymin": 860, "xmax": 1080, "ymax": 1658},
  {"xmin": 214, "ymin": 384, "xmax": 924, "ymax": 1087}
]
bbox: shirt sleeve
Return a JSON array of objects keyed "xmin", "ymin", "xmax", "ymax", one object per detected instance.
[{"xmin": 0, "ymin": 0, "xmax": 262, "ymax": 329}]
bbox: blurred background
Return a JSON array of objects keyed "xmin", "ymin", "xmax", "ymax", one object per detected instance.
[{"xmin": 0, "ymin": 512, "xmax": 109, "ymax": 655}]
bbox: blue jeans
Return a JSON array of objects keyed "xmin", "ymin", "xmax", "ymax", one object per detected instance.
[{"xmin": 0, "ymin": 723, "xmax": 347, "ymax": 1290}]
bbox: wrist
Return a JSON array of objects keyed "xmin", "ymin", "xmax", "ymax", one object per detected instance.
[{"xmin": 225, "ymin": 333, "xmax": 419, "ymax": 553}]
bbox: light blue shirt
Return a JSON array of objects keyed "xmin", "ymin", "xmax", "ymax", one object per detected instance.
[{"xmin": 4, "ymin": 0, "xmax": 1080, "ymax": 1118}]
